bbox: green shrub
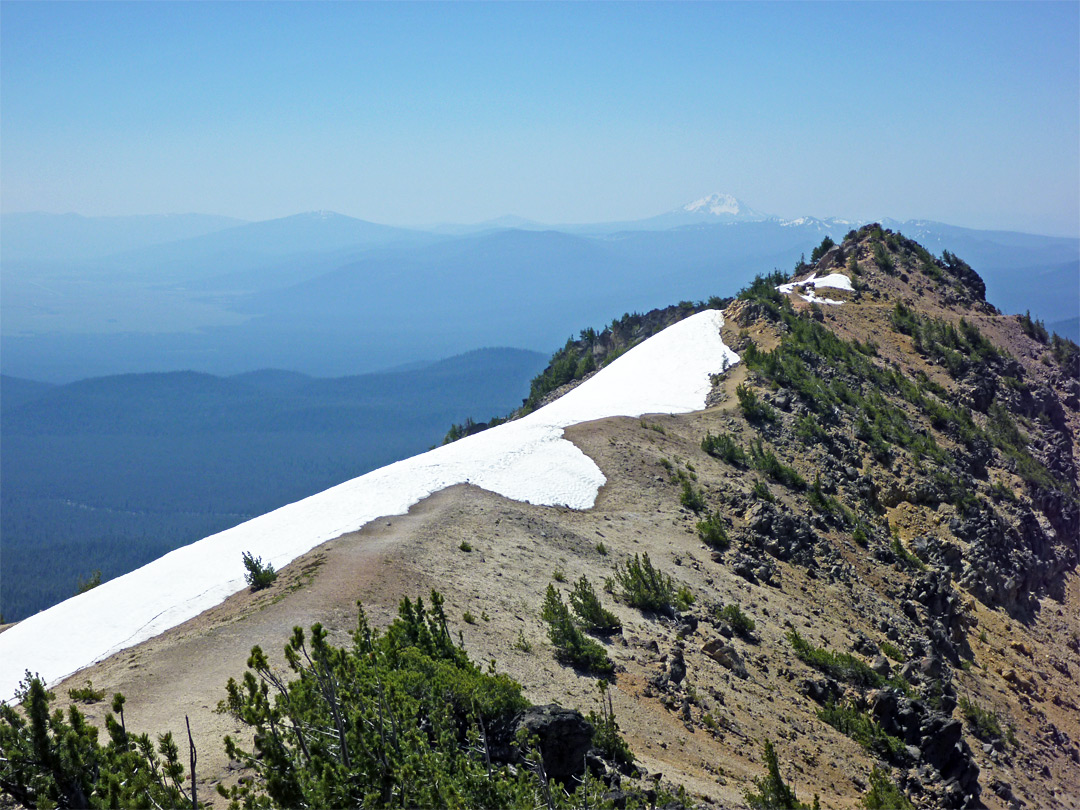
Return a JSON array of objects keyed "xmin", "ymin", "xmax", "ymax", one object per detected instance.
[
  {"xmin": 614, "ymin": 552, "xmax": 685, "ymax": 615},
  {"xmin": 879, "ymin": 641, "xmax": 905, "ymax": 662},
  {"xmin": 696, "ymin": 511, "xmax": 730, "ymax": 549},
  {"xmin": 819, "ymin": 701, "xmax": 908, "ymax": 763},
  {"xmin": 810, "ymin": 237, "xmax": 836, "ymax": 263},
  {"xmin": 587, "ymin": 680, "xmax": 634, "ymax": 767},
  {"xmin": 750, "ymin": 439, "xmax": 805, "ymax": 490},
  {"xmin": 242, "ymin": 551, "xmax": 277, "ymax": 591},
  {"xmin": 737, "ymin": 385, "xmax": 777, "ymax": 423},
  {"xmin": 541, "ymin": 585, "xmax": 614, "ymax": 675},
  {"xmin": 76, "ymin": 570, "xmax": 102, "ymax": 595},
  {"xmin": 872, "ymin": 242, "xmax": 895, "ymax": 273},
  {"xmin": 752, "ymin": 481, "xmax": 775, "ymax": 502},
  {"xmin": 701, "ymin": 431, "xmax": 747, "ymax": 465},
  {"xmin": 958, "ymin": 696, "xmax": 1005, "ymax": 743},
  {"xmin": 716, "ymin": 604, "xmax": 756, "ymax": 638},
  {"xmin": 787, "ymin": 630, "xmax": 886, "ymax": 689},
  {"xmin": 569, "ymin": 576, "xmax": 622, "ymax": 634},
  {"xmin": 862, "ymin": 767, "xmax": 913, "ymax": 809},
  {"xmin": 219, "ymin": 592, "xmax": 618, "ymax": 809},
  {"xmin": 744, "ymin": 740, "xmax": 817, "ymax": 810},
  {"xmin": 679, "ymin": 479, "xmax": 707, "ymax": 512},
  {"xmin": 67, "ymin": 680, "xmax": 106, "ymax": 704},
  {"xmin": 891, "ymin": 536, "xmax": 926, "ymax": 571},
  {"xmin": 459, "ymin": 540, "xmax": 473, "ymax": 552},
  {"xmin": 0, "ymin": 673, "xmax": 195, "ymax": 809}
]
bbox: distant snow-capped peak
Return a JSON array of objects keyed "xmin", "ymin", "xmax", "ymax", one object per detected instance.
[
  {"xmin": 678, "ymin": 193, "xmax": 768, "ymax": 221},
  {"xmin": 683, "ymin": 192, "xmax": 745, "ymax": 215}
]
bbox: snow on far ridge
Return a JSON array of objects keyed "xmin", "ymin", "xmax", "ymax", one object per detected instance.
[{"xmin": 0, "ymin": 310, "xmax": 739, "ymax": 703}]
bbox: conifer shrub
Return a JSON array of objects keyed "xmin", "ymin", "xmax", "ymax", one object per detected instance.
[
  {"xmin": 76, "ymin": 570, "xmax": 102, "ymax": 595},
  {"xmin": 541, "ymin": 585, "xmax": 614, "ymax": 675},
  {"xmin": 810, "ymin": 236, "xmax": 835, "ymax": 263},
  {"xmin": 872, "ymin": 242, "xmax": 895, "ymax": 273},
  {"xmin": 818, "ymin": 701, "xmax": 908, "ymax": 763},
  {"xmin": 241, "ymin": 551, "xmax": 277, "ymax": 591},
  {"xmin": 587, "ymin": 680, "xmax": 634, "ymax": 768},
  {"xmin": 862, "ymin": 767, "xmax": 914, "ymax": 809},
  {"xmin": 736, "ymin": 384, "xmax": 777, "ymax": 423},
  {"xmin": 750, "ymin": 439, "xmax": 805, "ymax": 490},
  {"xmin": 679, "ymin": 479, "xmax": 707, "ymax": 512},
  {"xmin": 0, "ymin": 672, "xmax": 195, "ymax": 809},
  {"xmin": 752, "ymin": 481, "xmax": 775, "ymax": 502},
  {"xmin": 744, "ymin": 740, "xmax": 818, "ymax": 810},
  {"xmin": 879, "ymin": 641, "xmax": 905, "ymax": 662},
  {"xmin": 715, "ymin": 603, "xmax": 756, "ymax": 638},
  {"xmin": 67, "ymin": 680, "xmax": 106, "ymax": 703},
  {"xmin": 220, "ymin": 592, "xmax": 604, "ymax": 808},
  {"xmin": 613, "ymin": 552, "xmax": 691, "ymax": 615},
  {"xmin": 787, "ymin": 630, "xmax": 886, "ymax": 689},
  {"xmin": 958, "ymin": 696, "xmax": 1006, "ymax": 743},
  {"xmin": 701, "ymin": 431, "xmax": 747, "ymax": 464},
  {"xmin": 569, "ymin": 575, "xmax": 622, "ymax": 634},
  {"xmin": 696, "ymin": 511, "xmax": 730, "ymax": 549}
]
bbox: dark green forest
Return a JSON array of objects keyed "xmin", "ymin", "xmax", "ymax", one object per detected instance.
[{"xmin": 0, "ymin": 349, "xmax": 546, "ymax": 621}]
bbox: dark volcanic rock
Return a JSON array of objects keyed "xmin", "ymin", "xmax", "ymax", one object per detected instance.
[{"xmin": 513, "ymin": 705, "xmax": 594, "ymax": 782}]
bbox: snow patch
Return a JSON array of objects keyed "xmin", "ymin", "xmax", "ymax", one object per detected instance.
[
  {"xmin": 0, "ymin": 311, "xmax": 739, "ymax": 702},
  {"xmin": 777, "ymin": 272, "xmax": 853, "ymax": 305}
]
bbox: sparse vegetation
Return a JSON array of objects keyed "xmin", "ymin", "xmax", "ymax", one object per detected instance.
[
  {"xmin": 67, "ymin": 680, "xmax": 106, "ymax": 704},
  {"xmin": 613, "ymin": 552, "xmax": 689, "ymax": 614},
  {"xmin": 241, "ymin": 551, "xmax": 277, "ymax": 591},
  {"xmin": 958, "ymin": 696, "xmax": 1006, "ymax": 743},
  {"xmin": 715, "ymin": 603, "xmax": 756, "ymax": 638},
  {"xmin": 702, "ymin": 431, "xmax": 748, "ymax": 465},
  {"xmin": 540, "ymin": 584, "xmax": 614, "ymax": 675},
  {"xmin": 568, "ymin": 575, "xmax": 622, "ymax": 634},
  {"xmin": 458, "ymin": 540, "xmax": 473, "ymax": 552},
  {"xmin": 737, "ymin": 384, "xmax": 777, "ymax": 423},
  {"xmin": 696, "ymin": 511, "xmax": 730, "ymax": 549},
  {"xmin": 76, "ymin": 570, "xmax": 103, "ymax": 595},
  {"xmin": 819, "ymin": 701, "xmax": 908, "ymax": 763},
  {"xmin": 744, "ymin": 740, "xmax": 818, "ymax": 810},
  {"xmin": 862, "ymin": 767, "xmax": 914, "ymax": 809}
]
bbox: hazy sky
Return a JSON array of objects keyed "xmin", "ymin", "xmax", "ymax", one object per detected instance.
[{"xmin": 2, "ymin": 2, "xmax": 1078, "ymax": 235}]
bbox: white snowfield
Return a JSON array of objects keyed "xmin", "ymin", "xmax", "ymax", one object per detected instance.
[
  {"xmin": 0, "ymin": 310, "xmax": 740, "ymax": 703},
  {"xmin": 777, "ymin": 272, "xmax": 853, "ymax": 306}
]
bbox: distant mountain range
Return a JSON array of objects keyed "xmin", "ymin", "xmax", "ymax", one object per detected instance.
[
  {"xmin": 1, "ymin": 196, "xmax": 1076, "ymax": 381},
  {"xmin": 0, "ymin": 347, "xmax": 547, "ymax": 622}
]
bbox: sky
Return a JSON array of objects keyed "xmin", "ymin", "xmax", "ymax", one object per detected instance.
[{"xmin": 2, "ymin": 2, "xmax": 1078, "ymax": 236}]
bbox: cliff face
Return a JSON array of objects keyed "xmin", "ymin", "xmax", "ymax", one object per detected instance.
[{"xmin": 29, "ymin": 226, "xmax": 1080, "ymax": 810}]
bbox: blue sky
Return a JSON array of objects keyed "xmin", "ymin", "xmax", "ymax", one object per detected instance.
[{"xmin": 2, "ymin": 2, "xmax": 1077, "ymax": 235}]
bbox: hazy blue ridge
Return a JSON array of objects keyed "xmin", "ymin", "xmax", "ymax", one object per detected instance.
[{"xmin": 0, "ymin": 347, "xmax": 547, "ymax": 622}]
